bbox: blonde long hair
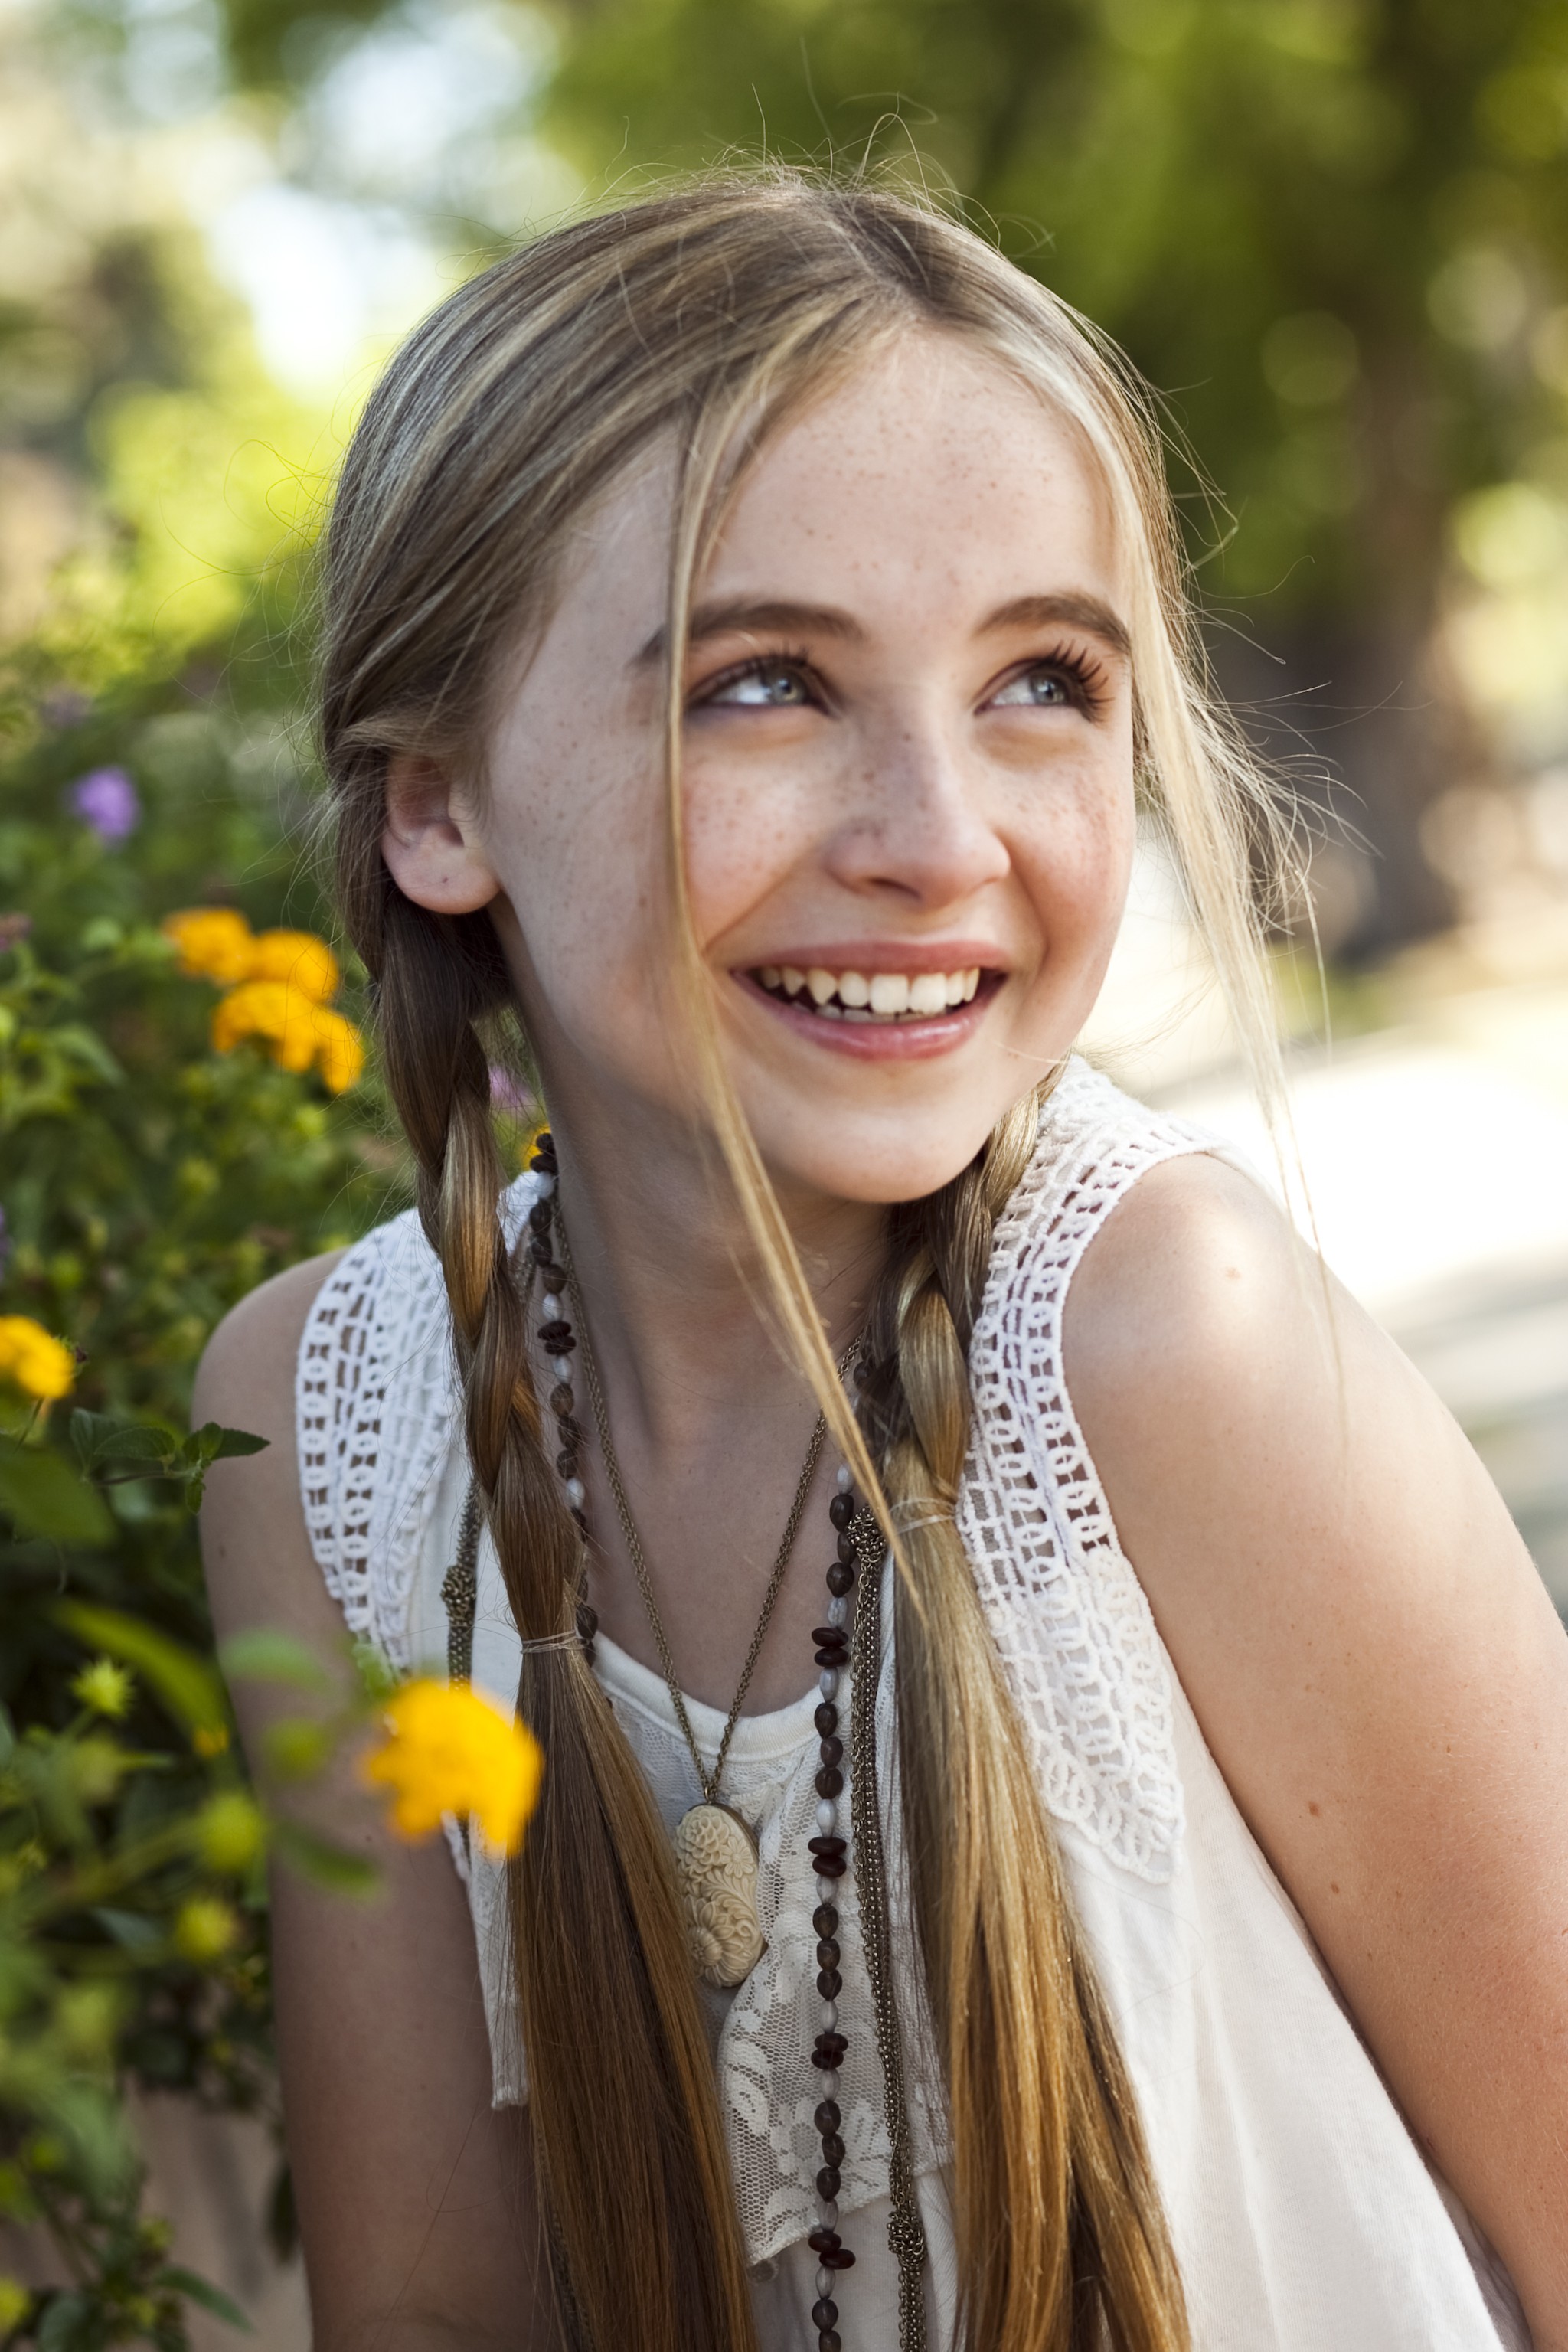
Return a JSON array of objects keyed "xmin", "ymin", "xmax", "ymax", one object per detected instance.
[{"xmin": 322, "ymin": 171, "xmax": 1285, "ymax": 2352}]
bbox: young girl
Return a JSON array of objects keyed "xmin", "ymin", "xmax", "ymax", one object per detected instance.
[{"xmin": 196, "ymin": 176, "xmax": 1568, "ymax": 2352}]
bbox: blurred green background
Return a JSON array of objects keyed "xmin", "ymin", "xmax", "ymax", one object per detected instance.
[{"xmin": 4, "ymin": 0, "xmax": 1568, "ymax": 2341}]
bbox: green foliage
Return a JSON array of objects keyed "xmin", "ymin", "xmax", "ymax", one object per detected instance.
[{"xmin": 0, "ymin": 626, "xmax": 401, "ymax": 2331}]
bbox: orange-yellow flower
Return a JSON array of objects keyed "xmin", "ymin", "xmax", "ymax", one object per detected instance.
[
  {"xmin": 361, "ymin": 1679, "xmax": 544, "ymax": 1858},
  {"xmin": 310, "ymin": 1008, "xmax": 366, "ymax": 1094},
  {"xmin": 0, "ymin": 1316, "xmax": 75, "ymax": 1401},
  {"xmin": 162, "ymin": 907, "xmax": 254, "ymax": 986},
  {"xmin": 211, "ymin": 979, "xmax": 320, "ymax": 1073},
  {"xmin": 247, "ymin": 929, "xmax": 341, "ymax": 1004}
]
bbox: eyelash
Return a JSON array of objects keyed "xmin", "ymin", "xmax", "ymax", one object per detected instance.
[{"xmin": 690, "ymin": 640, "xmax": 1112, "ymax": 713}]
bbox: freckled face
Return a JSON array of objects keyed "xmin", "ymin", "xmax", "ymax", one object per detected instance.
[{"xmin": 479, "ymin": 332, "xmax": 1136, "ymax": 1206}]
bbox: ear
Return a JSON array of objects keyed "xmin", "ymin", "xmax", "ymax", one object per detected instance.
[{"xmin": 381, "ymin": 753, "xmax": 501, "ymax": 916}]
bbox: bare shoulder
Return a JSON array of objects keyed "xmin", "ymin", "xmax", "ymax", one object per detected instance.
[
  {"xmin": 1063, "ymin": 1146, "xmax": 1314, "ymax": 1422},
  {"xmin": 194, "ymin": 1250, "xmax": 345, "ymax": 1652}
]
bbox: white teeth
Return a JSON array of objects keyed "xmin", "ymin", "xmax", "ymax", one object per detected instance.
[{"xmin": 754, "ymin": 961, "xmax": 989, "ymax": 1016}]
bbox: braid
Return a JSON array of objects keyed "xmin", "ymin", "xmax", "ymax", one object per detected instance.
[
  {"xmin": 859, "ymin": 1081, "xmax": 1190, "ymax": 2352},
  {"xmin": 366, "ymin": 884, "xmax": 758, "ymax": 2352}
]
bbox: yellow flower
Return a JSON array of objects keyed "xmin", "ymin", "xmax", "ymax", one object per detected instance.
[
  {"xmin": 162, "ymin": 906, "xmax": 254, "ymax": 985},
  {"xmin": 173, "ymin": 1896, "xmax": 240, "ymax": 1963},
  {"xmin": 71, "ymin": 1658, "xmax": 133, "ymax": 1720},
  {"xmin": 211, "ymin": 983, "xmax": 365, "ymax": 1093},
  {"xmin": 0, "ymin": 1316, "xmax": 75, "ymax": 1401},
  {"xmin": 247, "ymin": 929, "xmax": 341, "ymax": 1004},
  {"xmin": 310, "ymin": 1007, "xmax": 367, "ymax": 1094},
  {"xmin": 194, "ymin": 1791, "xmax": 265, "ymax": 1873},
  {"xmin": 362, "ymin": 1679, "xmax": 544, "ymax": 1858},
  {"xmin": 0, "ymin": 2278, "xmax": 30, "ymax": 2332}
]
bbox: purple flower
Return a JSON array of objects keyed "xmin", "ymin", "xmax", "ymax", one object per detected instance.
[
  {"xmin": 488, "ymin": 1065, "xmax": 537, "ymax": 1119},
  {"xmin": 67, "ymin": 767, "xmax": 140, "ymax": 843}
]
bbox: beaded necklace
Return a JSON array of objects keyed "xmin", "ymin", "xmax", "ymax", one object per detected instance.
[{"xmin": 444, "ymin": 1129, "xmax": 930, "ymax": 2351}]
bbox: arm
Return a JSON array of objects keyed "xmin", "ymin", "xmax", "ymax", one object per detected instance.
[
  {"xmin": 195, "ymin": 1259, "xmax": 555, "ymax": 2350},
  {"xmin": 1064, "ymin": 1155, "xmax": 1568, "ymax": 2350}
]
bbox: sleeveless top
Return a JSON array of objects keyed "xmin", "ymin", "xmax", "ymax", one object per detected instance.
[{"xmin": 296, "ymin": 1058, "xmax": 1530, "ymax": 2351}]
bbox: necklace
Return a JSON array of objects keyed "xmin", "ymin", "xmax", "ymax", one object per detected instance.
[{"xmin": 564, "ymin": 1234, "xmax": 831, "ymax": 1990}]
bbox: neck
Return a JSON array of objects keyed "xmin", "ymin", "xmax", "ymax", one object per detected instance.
[{"xmin": 541, "ymin": 1083, "xmax": 885, "ymax": 1458}]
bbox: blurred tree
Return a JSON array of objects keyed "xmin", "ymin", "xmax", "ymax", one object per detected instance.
[{"xmin": 535, "ymin": 0, "xmax": 1568, "ymax": 950}]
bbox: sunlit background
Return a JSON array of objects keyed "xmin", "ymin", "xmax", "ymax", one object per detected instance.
[{"xmin": 4, "ymin": 0, "xmax": 1568, "ymax": 2334}]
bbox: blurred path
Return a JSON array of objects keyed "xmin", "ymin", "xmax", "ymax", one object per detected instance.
[{"xmin": 1159, "ymin": 973, "xmax": 1568, "ymax": 1612}]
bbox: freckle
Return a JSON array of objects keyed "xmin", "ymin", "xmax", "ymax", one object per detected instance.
[
  {"xmin": 1307, "ymin": 1801, "xmax": 1321, "ymax": 1816},
  {"xmin": 1330, "ymin": 1882, "xmax": 1340, "ymax": 1895},
  {"xmin": 1225, "ymin": 1265, "xmax": 1240, "ymax": 1280}
]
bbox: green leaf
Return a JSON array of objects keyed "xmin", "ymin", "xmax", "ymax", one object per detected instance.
[
  {"xmin": 177, "ymin": 1422, "xmax": 269, "ymax": 1509},
  {"xmin": 0, "ymin": 1450, "xmax": 115, "ymax": 1547},
  {"xmin": 217, "ymin": 1627, "xmax": 332, "ymax": 1694},
  {"xmin": 271, "ymin": 1820, "xmax": 378, "ymax": 1896},
  {"xmin": 37, "ymin": 2293, "xmax": 93, "ymax": 2352},
  {"xmin": 53, "ymin": 1604, "xmax": 228, "ymax": 1746},
  {"xmin": 159, "ymin": 2269, "xmax": 253, "ymax": 2331},
  {"xmin": 69, "ymin": 1410, "xmax": 175, "ymax": 1479},
  {"xmin": 91, "ymin": 1907, "xmax": 164, "ymax": 1951}
]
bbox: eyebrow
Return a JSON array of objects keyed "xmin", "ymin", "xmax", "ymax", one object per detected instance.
[{"xmin": 635, "ymin": 588, "xmax": 1132, "ymax": 665}]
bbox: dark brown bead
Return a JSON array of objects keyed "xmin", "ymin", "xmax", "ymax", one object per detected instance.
[
  {"xmin": 815, "ymin": 1766, "xmax": 844, "ymax": 1798},
  {"xmin": 556, "ymin": 1449, "xmax": 579, "ymax": 1479},
  {"xmin": 813, "ymin": 1703, "xmax": 838, "ymax": 1738},
  {"xmin": 812, "ymin": 1647, "xmax": 846, "ymax": 1671},
  {"xmin": 818, "ymin": 1736, "xmax": 843, "ymax": 1769},
  {"xmin": 812, "ymin": 1625, "xmax": 848, "ymax": 1651},
  {"xmin": 811, "ymin": 2299, "xmax": 838, "ymax": 2332},
  {"xmin": 828, "ymin": 1491, "xmax": 854, "ymax": 1531},
  {"xmin": 538, "ymin": 1320, "xmax": 574, "ymax": 1350},
  {"xmin": 548, "ymin": 1383, "xmax": 575, "ymax": 1417},
  {"xmin": 528, "ymin": 1200, "xmax": 554, "ymax": 1235},
  {"xmin": 818, "ymin": 2330, "xmax": 842, "ymax": 2352},
  {"xmin": 816, "ymin": 1968, "xmax": 842, "ymax": 2000},
  {"xmin": 813, "ymin": 1853, "xmax": 847, "ymax": 1879},
  {"xmin": 812, "ymin": 1906, "xmax": 838, "ymax": 1941},
  {"xmin": 815, "ymin": 2164, "xmax": 841, "ymax": 2201},
  {"xmin": 807, "ymin": 2228, "xmax": 841, "ymax": 2256},
  {"xmin": 821, "ymin": 2132, "xmax": 844, "ymax": 2167},
  {"xmin": 812, "ymin": 2031, "xmax": 848, "ymax": 2069},
  {"xmin": 835, "ymin": 1530, "xmax": 855, "ymax": 1564},
  {"xmin": 825, "ymin": 1561, "xmax": 854, "ymax": 1596},
  {"xmin": 813, "ymin": 2099, "xmax": 841, "ymax": 2135},
  {"xmin": 575, "ymin": 1602, "xmax": 598, "ymax": 1642},
  {"xmin": 808, "ymin": 1835, "xmax": 847, "ymax": 1860},
  {"xmin": 815, "ymin": 1939, "xmax": 839, "ymax": 1970},
  {"xmin": 528, "ymin": 1233, "xmax": 554, "ymax": 1263},
  {"xmin": 822, "ymin": 2247, "xmax": 855, "ymax": 2271}
]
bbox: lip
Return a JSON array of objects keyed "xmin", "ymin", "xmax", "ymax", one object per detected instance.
[
  {"xmin": 731, "ymin": 962, "xmax": 1005, "ymax": 1060},
  {"xmin": 738, "ymin": 940, "xmax": 1004, "ymax": 977}
]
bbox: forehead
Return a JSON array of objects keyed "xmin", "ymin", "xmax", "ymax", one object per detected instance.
[{"xmin": 703, "ymin": 330, "xmax": 1124, "ymax": 617}]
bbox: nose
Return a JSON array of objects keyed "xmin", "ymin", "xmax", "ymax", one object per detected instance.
[{"xmin": 821, "ymin": 706, "xmax": 1011, "ymax": 910}]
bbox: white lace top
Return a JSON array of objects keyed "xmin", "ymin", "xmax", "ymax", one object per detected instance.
[{"xmin": 298, "ymin": 1059, "xmax": 1530, "ymax": 2350}]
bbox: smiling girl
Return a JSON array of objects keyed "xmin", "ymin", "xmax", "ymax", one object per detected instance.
[{"xmin": 196, "ymin": 178, "xmax": 1568, "ymax": 2352}]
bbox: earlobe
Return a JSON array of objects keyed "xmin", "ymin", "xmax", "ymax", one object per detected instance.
[{"xmin": 381, "ymin": 753, "xmax": 501, "ymax": 917}]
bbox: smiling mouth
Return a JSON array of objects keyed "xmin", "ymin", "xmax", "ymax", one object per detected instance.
[{"xmin": 747, "ymin": 963, "xmax": 985, "ymax": 1022}]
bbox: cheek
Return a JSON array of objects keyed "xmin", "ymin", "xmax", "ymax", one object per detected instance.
[
  {"xmin": 1015, "ymin": 760, "xmax": 1136, "ymax": 980},
  {"xmin": 679, "ymin": 747, "xmax": 815, "ymax": 946}
]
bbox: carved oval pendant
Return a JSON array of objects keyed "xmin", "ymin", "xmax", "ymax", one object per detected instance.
[{"xmin": 671, "ymin": 1802, "xmax": 766, "ymax": 1988}]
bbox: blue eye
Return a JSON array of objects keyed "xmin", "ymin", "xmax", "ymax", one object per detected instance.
[
  {"xmin": 990, "ymin": 666, "xmax": 1074, "ymax": 708},
  {"xmin": 706, "ymin": 662, "xmax": 812, "ymax": 708}
]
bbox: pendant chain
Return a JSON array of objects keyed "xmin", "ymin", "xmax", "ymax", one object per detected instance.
[{"xmin": 556, "ymin": 1210, "xmax": 838, "ymax": 1808}]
